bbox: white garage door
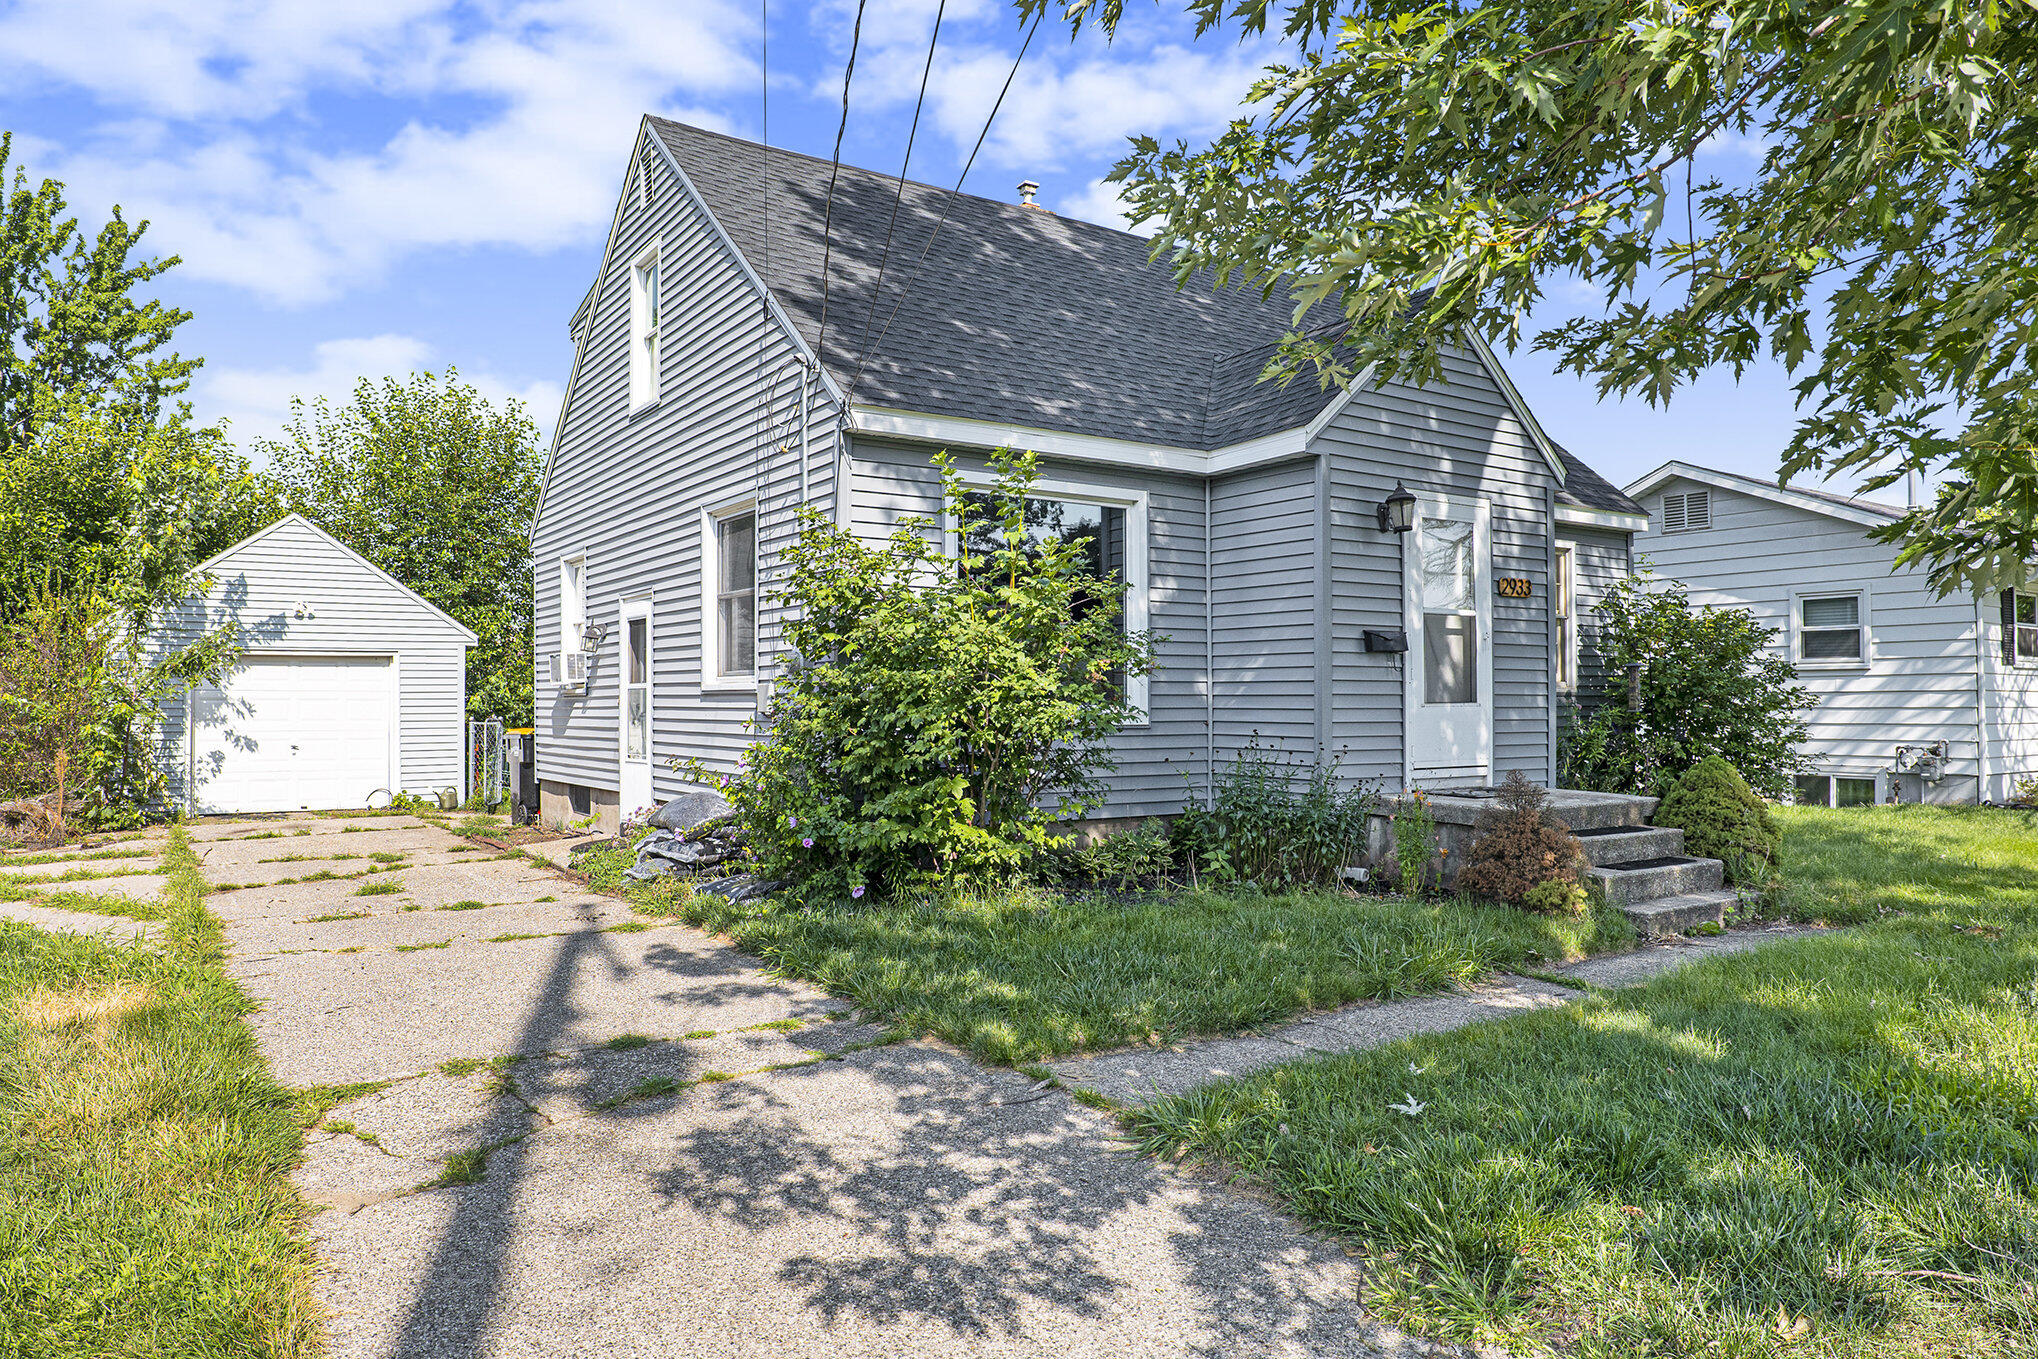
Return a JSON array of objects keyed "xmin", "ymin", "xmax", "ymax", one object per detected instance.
[{"xmin": 192, "ymin": 656, "xmax": 394, "ymax": 813}]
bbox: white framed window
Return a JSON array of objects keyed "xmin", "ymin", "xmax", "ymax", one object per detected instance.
[
  {"xmin": 1554, "ymin": 543, "xmax": 1575, "ymax": 691},
  {"xmin": 628, "ymin": 243, "xmax": 661, "ymax": 411},
  {"xmin": 1795, "ymin": 774, "xmax": 1878, "ymax": 808},
  {"xmin": 559, "ymin": 554, "xmax": 587, "ymax": 657},
  {"xmin": 1660, "ymin": 489, "xmax": 1710, "ymax": 532},
  {"xmin": 699, "ymin": 503, "xmax": 757, "ymax": 691},
  {"xmin": 2008, "ymin": 591, "xmax": 2038, "ymax": 666},
  {"xmin": 944, "ymin": 476, "xmax": 1151, "ymax": 723},
  {"xmin": 1797, "ymin": 591, "xmax": 1866, "ymax": 666}
]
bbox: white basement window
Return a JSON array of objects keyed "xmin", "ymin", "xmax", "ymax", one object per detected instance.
[
  {"xmin": 1660, "ymin": 489, "xmax": 1710, "ymax": 532},
  {"xmin": 628, "ymin": 243, "xmax": 661, "ymax": 410},
  {"xmin": 701, "ymin": 505, "xmax": 756, "ymax": 688},
  {"xmin": 1798, "ymin": 593, "xmax": 1865, "ymax": 664},
  {"xmin": 1795, "ymin": 774, "xmax": 1878, "ymax": 808}
]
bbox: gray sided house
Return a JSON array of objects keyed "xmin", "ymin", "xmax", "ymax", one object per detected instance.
[
  {"xmin": 531, "ymin": 118, "xmax": 1641, "ymax": 831},
  {"xmin": 1628, "ymin": 461, "xmax": 2036, "ymax": 804}
]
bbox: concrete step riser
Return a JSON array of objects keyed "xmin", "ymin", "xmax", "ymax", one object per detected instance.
[
  {"xmin": 1622, "ymin": 890, "xmax": 1737, "ymax": 938},
  {"xmin": 1575, "ymin": 827, "xmax": 1685, "ymax": 867},
  {"xmin": 1586, "ymin": 857, "xmax": 1726, "ymax": 906}
]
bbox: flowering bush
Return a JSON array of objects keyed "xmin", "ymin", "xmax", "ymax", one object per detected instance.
[{"xmin": 684, "ymin": 449, "xmax": 1153, "ymax": 902}]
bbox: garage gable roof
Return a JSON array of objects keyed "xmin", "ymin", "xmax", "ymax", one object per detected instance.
[{"xmin": 197, "ymin": 514, "xmax": 479, "ymax": 645}]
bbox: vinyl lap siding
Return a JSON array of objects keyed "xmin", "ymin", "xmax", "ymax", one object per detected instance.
[
  {"xmin": 1210, "ymin": 460, "xmax": 1318, "ymax": 771},
  {"xmin": 150, "ymin": 517, "xmax": 471, "ymax": 807},
  {"xmin": 1558, "ymin": 526, "xmax": 1630, "ymax": 735},
  {"xmin": 532, "ymin": 129, "xmax": 841, "ymax": 805},
  {"xmin": 1981, "ymin": 598, "xmax": 2038, "ymax": 800},
  {"xmin": 848, "ymin": 441, "xmax": 1211, "ymax": 818},
  {"xmin": 1320, "ymin": 347, "xmax": 1559, "ymax": 788},
  {"xmin": 1633, "ymin": 479, "xmax": 1983, "ymax": 801}
]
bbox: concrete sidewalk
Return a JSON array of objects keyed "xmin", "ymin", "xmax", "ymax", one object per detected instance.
[{"xmin": 206, "ymin": 815, "xmax": 1431, "ymax": 1359}]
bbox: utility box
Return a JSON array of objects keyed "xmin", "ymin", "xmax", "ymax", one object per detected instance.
[{"xmin": 507, "ymin": 729, "xmax": 538, "ymax": 825}]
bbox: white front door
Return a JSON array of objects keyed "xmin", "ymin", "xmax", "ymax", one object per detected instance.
[
  {"xmin": 191, "ymin": 655, "xmax": 394, "ymax": 813},
  {"xmin": 618, "ymin": 598, "xmax": 654, "ymax": 818},
  {"xmin": 1404, "ymin": 497, "xmax": 1493, "ymax": 781}
]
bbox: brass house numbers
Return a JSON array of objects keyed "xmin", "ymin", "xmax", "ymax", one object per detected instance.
[{"xmin": 1495, "ymin": 577, "xmax": 1533, "ymax": 599}]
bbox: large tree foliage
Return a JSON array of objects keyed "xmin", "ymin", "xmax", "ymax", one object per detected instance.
[
  {"xmin": 1044, "ymin": 0, "xmax": 2038, "ymax": 593},
  {"xmin": 256, "ymin": 370, "xmax": 541, "ymax": 725},
  {"xmin": 1, "ymin": 132, "xmax": 197, "ymax": 448}
]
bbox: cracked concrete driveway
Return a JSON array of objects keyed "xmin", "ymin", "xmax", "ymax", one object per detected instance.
[{"xmin": 198, "ymin": 815, "xmax": 1424, "ymax": 1359}]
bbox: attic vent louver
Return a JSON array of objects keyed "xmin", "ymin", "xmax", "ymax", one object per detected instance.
[{"xmin": 1661, "ymin": 489, "xmax": 1710, "ymax": 532}]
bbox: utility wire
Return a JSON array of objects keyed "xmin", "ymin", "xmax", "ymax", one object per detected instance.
[
  {"xmin": 847, "ymin": 9, "xmax": 1042, "ymax": 404},
  {"xmin": 814, "ymin": 0, "xmax": 869, "ymax": 367},
  {"xmin": 844, "ymin": 0, "xmax": 946, "ymax": 400}
]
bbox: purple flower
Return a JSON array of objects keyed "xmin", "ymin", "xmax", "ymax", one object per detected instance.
[
  {"xmin": 851, "ymin": 885, "xmax": 865, "ymax": 899},
  {"xmin": 802, "ymin": 838, "xmax": 814, "ymax": 848},
  {"xmin": 787, "ymin": 815, "xmax": 797, "ymax": 828}
]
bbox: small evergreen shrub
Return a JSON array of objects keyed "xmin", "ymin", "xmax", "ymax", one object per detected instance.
[
  {"xmin": 1655, "ymin": 754, "xmax": 1779, "ymax": 880},
  {"xmin": 1456, "ymin": 771, "xmax": 1585, "ymax": 908}
]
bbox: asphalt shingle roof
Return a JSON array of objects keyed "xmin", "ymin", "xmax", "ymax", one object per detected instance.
[
  {"xmin": 652, "ymin": 114, "xmax": 1632, "ymax": 522},
  {"xmin": 1551, "ymin": 445, "xmax": 1646, "ymax": 516}
]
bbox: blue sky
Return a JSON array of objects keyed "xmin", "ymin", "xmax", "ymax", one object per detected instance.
[{"xmin": 0, "ymin": 0, "xmax": 1851, "ymax": 500}]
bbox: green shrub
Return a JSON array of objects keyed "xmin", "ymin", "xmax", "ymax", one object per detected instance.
[
  {"xmin": 1561, "ymin": 571, "xmax": 1815, "ymax": 798},
  {"xmin": 1655, "ymin": 754, "xmax": 1780, "ymax": 880},
  {"xmin": 1523, "ymin": 877, "xmax": 1589, "ymax": 916},
  {"xmin": 1033, "ymin": 819, "xmax": 1175, "ymax": 889},
  {"xmin": 687, "ymin": 449, "xmax": 1153, "ymax": 902},
  {"xmin": 1171, "ymin": 744, "xmax": 1377, "ymax": 891},
  {"xmin": 1390, "ymin": 789, "xmax": 1440, "ymax": 896},
  {"xmin": 1456, "ymin": 771, "xmax": 1585, "ymax": 907}
]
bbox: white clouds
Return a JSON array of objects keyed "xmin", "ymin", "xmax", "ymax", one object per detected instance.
[
  {"xmin": 203, "ymin": 334, "xmax": 563, "ymax": 456},
  {"xmin": 1058, "ymin": 177, "xmax": 1150, "ymax": 235},
  {"xmin": 4, "ymin": 0, "xmax": 757, "ymax": 302}
]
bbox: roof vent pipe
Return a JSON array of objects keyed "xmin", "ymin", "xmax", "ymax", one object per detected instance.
[{"xmin": 1017, "ymin": 179, "xmax": 1040, "ymax": 207}]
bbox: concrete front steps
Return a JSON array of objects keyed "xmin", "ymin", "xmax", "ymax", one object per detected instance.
[{"xmin": 1414, "ymin": 788, "xmax": 1733, "ymax": 938}]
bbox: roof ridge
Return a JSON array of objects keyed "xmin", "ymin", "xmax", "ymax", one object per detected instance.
[{"xmin": 647, "ymin": 115, "xmax": 1160, "ymax": 249}]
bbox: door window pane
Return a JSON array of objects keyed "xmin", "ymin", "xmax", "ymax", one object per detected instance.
[
  {"xmin": 1420, "ymin": 518, "xmax": 1474, "ymax": 612},
  {"xmin": 1424, "ymin": 614, "xmax": 1476, "ymax": 704},
  {"xmin": 627, "ymin": 618, "xmax": 648, "ymax": 685},
  {"xmin": 1835, "ymin": 776, "xmax": 1877, "ymax": 807},
  {"xmin": 626, "ymin": 689, "xmax": 648, "ymax": 759}
]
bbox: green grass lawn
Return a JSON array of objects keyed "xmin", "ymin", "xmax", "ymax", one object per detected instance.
[
  {"xmin": 1129, "ymin": 804, "xmax": 2038, "ymax": 1357},
  {"xmin": 0, "ymin": 827, "xmax": 320, "ymax": 1358},
  {"xmin": 578, "ymin": 845, "xmax": 1633, "ymax": 1063}
]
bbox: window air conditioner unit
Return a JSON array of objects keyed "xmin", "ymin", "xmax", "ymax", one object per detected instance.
[{"xmin": 552, "ymin": 650, "xmax": 593, "ymax": 693}]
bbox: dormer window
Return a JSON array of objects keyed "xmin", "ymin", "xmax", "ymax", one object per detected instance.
[{"xmin": 629, "ymin": 244, "xmax": 661, "ymax": 411}]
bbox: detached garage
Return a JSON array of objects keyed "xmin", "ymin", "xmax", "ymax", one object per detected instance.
[{"xmin": 152, "ymin": 514, "xmax": 476, "ymax": 814}]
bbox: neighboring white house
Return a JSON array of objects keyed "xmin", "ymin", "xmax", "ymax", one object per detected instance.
[
  {"xmin": 151, "ymin": 514, "xmax": 476, "ymax": 814},
  {"xmin": 1627, "ymin": 461, "xmax": 2038, "ymax": 805}
]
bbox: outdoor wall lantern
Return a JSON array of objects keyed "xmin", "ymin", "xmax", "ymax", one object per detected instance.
[{"xmin": 1376, "ymin": 482, "xmax": 1417, "ymax": 534}]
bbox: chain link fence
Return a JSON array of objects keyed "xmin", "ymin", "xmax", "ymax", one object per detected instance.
[{"xmin": 468, "ymin": 717, "xmax": 506, "ymax": 808}]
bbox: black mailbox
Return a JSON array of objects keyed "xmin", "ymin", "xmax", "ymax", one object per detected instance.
[{"xmin": 1363, "ymin": 628, "xmax": 1408, "ymax": 654}]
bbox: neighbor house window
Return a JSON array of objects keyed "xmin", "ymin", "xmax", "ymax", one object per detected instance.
[
  {"xmin": 1799, "ymin": 593, "xmax": 1865, "ymax": 664},
  {"xmin": 1554, "ymin": 544, "xmax": 1575, "ymax": 691},
  {"xmin": 702, "ymin": 506, "xmax": 756, "ymax": 684},
  {"xmin": 629, "ymin": 244, "xmax": 661, "ymax": 409},
  {"xmin": 2008, "ymin": 591, "xmax": 2038, "ymax": 665},
  {"xmin": 559, "ymin": 555, "xmax": 586, "ymax": 657},
  {"xmin": 1660, "ymin": 489, "xmax": 1710, "ymax": 532}
]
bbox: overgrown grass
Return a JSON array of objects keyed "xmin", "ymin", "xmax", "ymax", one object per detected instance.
[
  {"xmin": 0, "ymin": 825, "xmax": 320, "ymax": 1356},
  {"xmin": 1129, "ymin": 804, "xmax": 2038, "ymax": 1356},
  {"xmin": 574, "ymin": 844, "xmax": 1632, "ymax": 1064}
]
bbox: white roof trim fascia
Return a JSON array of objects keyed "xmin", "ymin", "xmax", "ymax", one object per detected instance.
[
  {"xmin": 1625, "ymin": 460, "xmax": 1900, "ymax": 530},
  {"xmin": 645, "ymin": 121, "xmax": 847, "ymax": 411},
  {"xmin": 1556, "ymin": 504, "xmax": 1648, "ymax": 533},
  {"xmin": 1461, "ymin": 330, "xmax": 1569, "ymax": 486},
  {"xmin": 851, "ymin": 406, "xmax": 1224, "ymax": 475},
  {"xmin": 194, "ymin": 513, "xmax": 480, "ymax": 645}
]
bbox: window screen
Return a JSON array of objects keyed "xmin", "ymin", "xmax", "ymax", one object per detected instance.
[
  {"xmin": 716, "ymin": 512, "xmax": 756, "ymax": 677},
  {"xmin": 1800, "ymin": 594, "xmax": 1863, "ymax": 662}
]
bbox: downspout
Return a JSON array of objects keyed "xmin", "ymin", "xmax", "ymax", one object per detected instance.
[
  {"xmin": 1204, "ymin": 476, "xmax": 1215, "ymax": 799},
  {"xmin": 1976, "ymin": 592, "xmax": 1990, "ymax": 802}
]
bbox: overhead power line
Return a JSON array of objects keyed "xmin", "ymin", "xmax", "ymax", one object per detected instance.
[
  {"xmin": 814, "ymin": 0, "xmax": 869, "ymax": 367},
  {"xmin": 846, "ymin": 9, "xmax": 1044, "ymax": 404}
]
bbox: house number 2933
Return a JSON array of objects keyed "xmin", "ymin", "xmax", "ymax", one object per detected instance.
[{"xmin": 1495, "ymin": 577, "xmax": 1533, "ymax": 598}]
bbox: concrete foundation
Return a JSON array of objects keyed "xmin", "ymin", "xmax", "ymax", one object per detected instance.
[{"xmin": 539, "ymin": 779, "xmax": 620, "ymax": 835}]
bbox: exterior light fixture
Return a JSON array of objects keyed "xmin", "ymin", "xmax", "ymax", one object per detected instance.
[{"xmin": 1376, "ymin": 482, "xmax": 1417, "ymax": 534}]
